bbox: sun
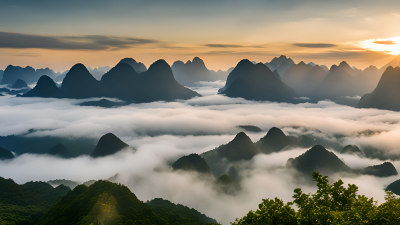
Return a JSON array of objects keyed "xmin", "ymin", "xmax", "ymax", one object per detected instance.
[{"xmin": 360, "ymin": 37, "xmax": 400, "ymax": 55}]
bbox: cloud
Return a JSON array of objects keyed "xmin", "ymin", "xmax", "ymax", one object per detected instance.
[
  {"xmin": 293, "ymin": 43, "xmax": 337, "ymax": 48},
  {"xmin": 373, "ymin": 40, "xmax": 396, "ymax": 45},
  {"xmin": 0, "ymin": 32, "xmax": 158, "ymax": 50},
  {"xmin": 205, "ymin": 44, "xmax": 246, "ymax": 48}
]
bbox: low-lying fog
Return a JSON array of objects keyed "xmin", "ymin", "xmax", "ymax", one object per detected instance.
[{"xmin": 0, "ymin": 81, "xmax": 399, "ymax": 224}]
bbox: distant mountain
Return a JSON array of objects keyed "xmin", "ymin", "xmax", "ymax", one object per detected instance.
[
  {"xmin": 219, "ymin": 59, "xmax": 296, "ymax": 102},
  {"xmin": 314, "ymin": 61, "xmax": 380, "ymax": 100},
  {"xmin": 171, "ymin": 57, "xmax": 228, "ymax": 86},
  {"xmin": 203, "ymin": 132, "xmax": 259, "ymax": 162},
  {"xmin": 0, "ymin": 177, "xmax": 69, "ymax": 225},
  {"xmin": 61, "ymin": 63, "xmax": 102, "ymax": 98},
  {"xmin": 1, "ymin": 65, "xmax": 39, "ymax": 84},
  {"xmin": 23, "ymin": 75, "xmax": 63, "ymax": 98},
  {"xmin": 0, "ymin": 146, "xmax": 14, "ymax": 159},
  {"xmin": 341, "ymin": 145, "xmax": 364, "ymax": 157},
  {"xmin": 363, "ymin": 162, "xmax": 398, "ymax": 177},
  {"xmin": 41, "ymin": 180, "xmax": 215, "ymax": 225},
  {"xmin": 358, "ymin": 66, "xmax": 400, "ymax": 111},
  {"xmin": 256, "ymin": 127, "xmax": 292, "ymax": 154},
  {"xmin": 147, "ymin": 198, "xmax": 217, "ymax": 225},
  {"xmin": 386, "ymin": 179, "xmax": 400, "ymax": 195},
  {"xmin": 237, "ymin": 125, "xmax": 262, "ymax": 133},
  {"xmin": 79, "ymin": 98, "xmax": 127, "ymax": 108},
  {"xmin": 119, "ymin": 57, "xmax": 147, "ymax": 73},
  {"xmin": 265, "ymin": 55, "xmax": 295, "ymax": 77},
  {"xmin": 10, "ymin": 78, "xmax": 28, "ymax": 89},
  {"xmin": 87, "ymin": 66, "xmax": 111, "ymax": 80},
  {"xmin": 287, "ymin": 145, "xmax": 350, "ymax": 175},
  {"xmin": 0, "ymin": 134, "xmax": 97, "ymax": 156},
  {"xmin": 48, "ymin": 143, "xmax": 71, "ymax": 158},
  {"xmin": 25, "ymin": 60, "xmax": 200, "ymax": 102},
  {"xmin": 172, "ymin": 153, "xmax": 211, "ymax": 174},
  {"xmin": 91, "ymin": 133, "xmax": 129, "ymax": 157},
  {"xmin": 1, "ymin": 65, "xmax": 57, "ymax": 85},
  {"xmin": 282, "ymin": 61, "xmax": 327, "ymax": 96},
  {"xmin": 0, "ymin": 69, "xmax": 3, "ymax": 82}
]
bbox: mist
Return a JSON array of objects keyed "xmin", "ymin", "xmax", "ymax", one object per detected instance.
[{"xmin": 0, "ymin": 81, "xmax": 399, "ymax": 224}]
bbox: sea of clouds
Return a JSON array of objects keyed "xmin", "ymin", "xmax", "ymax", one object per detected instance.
[{"xmin": 0, "ymin": 81, "xmax": 399, "ymax": 224}]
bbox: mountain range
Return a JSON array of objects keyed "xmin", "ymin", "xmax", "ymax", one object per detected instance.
[
  {"xmin": 23, "ymin": 59, "xmax": 200, "ymax": 102},
  {"xmin": 171, "ymin": 57, "xmax": 228, "ymax": 86}
]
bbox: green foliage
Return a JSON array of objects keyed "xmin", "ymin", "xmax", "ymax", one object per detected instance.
[
  {"xmin": 0, "ymin": 177, "xmax": 70, "ymax": 225},
  {"xmin": 233, "ymin": 172, "xmax": 400, "ymax": 225},
  {"xmin": 147, "ymin": 198, "xmax": 217, "ymax": 225}
]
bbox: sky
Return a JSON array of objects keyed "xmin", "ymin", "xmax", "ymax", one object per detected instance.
[{"xmin": 0, "ymin": 0, "xmax": 400, "ymax": 71}]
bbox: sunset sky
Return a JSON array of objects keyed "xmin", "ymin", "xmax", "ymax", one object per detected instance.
[{"xmin": 1, "ymin": 0, "xmax": 400, "ymax": 71}]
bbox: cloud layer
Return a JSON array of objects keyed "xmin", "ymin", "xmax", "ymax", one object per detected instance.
[{"xmin": 0, "ymin": 82, "xmax": 400, "ymax": 224}]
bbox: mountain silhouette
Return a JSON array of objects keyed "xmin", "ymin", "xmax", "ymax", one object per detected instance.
[
  {"xmin": 91, "ymin": 133, "xmax": 129, "ymax": 157},
  {"xmin": 171, "ymin": 57, "xmax": 228, "ymax": 86},
  {"xmin": 119, "ymin": 57, "xmax": 147, "ymax": 73},
  {"xmin": 0, "ymin": 146, "xmax": 14, "ymax": 159},
  {"xmin": 23, "ymin": 75, "xmax": 63, "ymax": 98},
  {"xmin": 282, "ymin": 61, "xmax": 327, "ymax": 96},
  {"xmin": 219, "ymin": 59, "xmax": 296, "ymax": 102},
  {"xmin": 358, "ymin": 66, "xmax": 400, "ymax": 111},
  {"xmin": 363, "ymin": 162, "xmax": 398, "ymax": 177},
  {"xmin": 265, "ymin": 55, "xmax": 295, "ymax": 77},
  {"xmin": 48, "ymin": 143, "xmax": 71, "ymax": 158},
  {"xmin": 100, "ymin": 62, "xmax": 139, "ymax": 99},
  {"xmin": 287, "ymin": 145, "xmax": 350, "ymax": 175},
  {"xmin": 10, "ymin": 79, "xmax": 28, "ymax": 89},
  {"xmin": 313, "ymin": 61, "xmax": 380, "ymax": 101},
  {"xmin": 61, "ymin": 63, "xmax": 101, "ymax": 98},
  {"xmin": 172, "ymin": 153, "xmax": 211, "ymax": 174},
  {"xmin": 341, "ymin": 145, "xmax": 364, "ymax": 157},
  {"xmin": 25, "ymin": 60, "xmax": 200, "ymax": 102},
  {"xmin": 202, "ymin": 132, "xmax": 259, "ymax": 162},
  {"xmin": 256, "ymin": 127, "xmax": 292, "ymax": 153},
  {"xmin": 1, "ymin": 65, "xmax": 39, "ymax": 84},
  {"xmin": 135, "ymin": 59, "xmax": 200, "ymax": 102},
  {"xmin": 237, "ymin": 125, "xmax": 262, "ymax": 133}
]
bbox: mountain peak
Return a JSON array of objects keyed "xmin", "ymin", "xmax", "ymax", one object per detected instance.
[
  {"xmin": 148, "ymin": 59, "xmax": 170, "ymax": 72},
  {"xmin": 172, "ymin": 154, "xmax": 211, "ymax": 174},
  {"xmin": 91, "ymin": 133, "xmax": 129, "ymax": 157},
  {"xmin": 119, "ymin": 57, "xmax": 138, "ymax": 65},
  {"xmin": 232, "ymin": 132, "xmax": 252, "ymax": 143},
  {"xmin": 11, "ymin": 79, "xmax": 28, "ymax": 89},
  {"xmin": 236, "ymin": 59, "xmax": 253, "ymax": 67},
  {"xmin": 118, "ymin": 58, "xmax": 147, "ymax": 73},
  {"xmin": 257, "ymin": 127, "xmax": 291, "ymax": 153},
  {"xmin": 69, "ymin": 63, "xmax": 89, "ymax": 74},
  {"xmin": 287, "ymin": 145, "xmax": 350, "ymax": 175},
  {"xmin": 23, "ymin": 75, "xmax": 63, "ymax": 98}
]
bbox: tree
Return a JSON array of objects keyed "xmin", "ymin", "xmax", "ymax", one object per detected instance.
[{"xmin": 232, "ymin": 172, "xmax": 400, "ymax": 225}]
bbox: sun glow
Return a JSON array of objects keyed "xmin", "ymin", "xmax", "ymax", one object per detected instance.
[{"xmin": 360, "ymin": 37, "xmax": 400, "ymax": 55}]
